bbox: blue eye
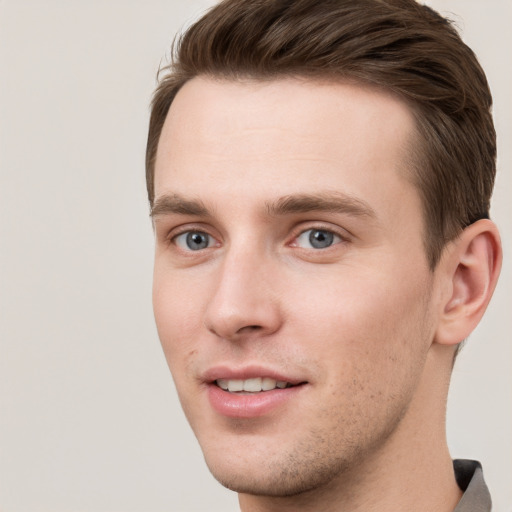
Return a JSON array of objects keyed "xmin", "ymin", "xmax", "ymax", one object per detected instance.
[
  {"xmin": 295, "ymin": 229, "xmax": 341, "ymax": 249},
  {"xmin": 174, "ymin": 231, "xmax": 214, "ymax": 251}
]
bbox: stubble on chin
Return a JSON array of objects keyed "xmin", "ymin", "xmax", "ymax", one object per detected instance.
[{"xmin": 202, "ymin": 421, "xmax": 383, "ymax": 499}]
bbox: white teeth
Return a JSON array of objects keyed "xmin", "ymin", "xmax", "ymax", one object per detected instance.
[
  {"xmin": 215, "ymin": 377, "xmax": 292, "ymax": 393},
  {"xmin": 262, "ymin": 377, "xmax": 277, "ymax": 391},
  {"xmin": 243, "ymin": 377, "xmax": 262, "ymax": 392},
  {"xmin": 216, "ymin": 379, "xmax": 229, "ymax": 391},
  {"xmin": 227, "ymin": 379, "xmax": 243, "ymax": 392}
]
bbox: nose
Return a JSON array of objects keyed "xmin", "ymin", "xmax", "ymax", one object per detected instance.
[{"xmin": 204, "ymin": 247, "xmax": 282, "ymax": 342}]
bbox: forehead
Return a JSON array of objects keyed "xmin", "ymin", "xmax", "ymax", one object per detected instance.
[{"xmin": 154, "ymin": 77, "xmax": 419, "ymax": 218}]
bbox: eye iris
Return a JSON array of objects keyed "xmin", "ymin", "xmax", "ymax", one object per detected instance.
[
  {"xmin": 309, "ymin": 230, "xmax": 334, "ymax": 249},
  {"xmin": 186, "ymin": 232, "xmax": 209, "ymax": 250}
]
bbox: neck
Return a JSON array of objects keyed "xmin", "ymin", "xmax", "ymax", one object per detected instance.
[{"xmin": 239, "ymin": 344, "xmax": 462, "ymax": 512}]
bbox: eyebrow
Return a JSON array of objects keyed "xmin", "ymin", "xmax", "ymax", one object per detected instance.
[
  {"xmin": 150, "ymin": 191, "xmax": 376, "ymax": 220},
  {"xmin": 265, "ymin": 192, "xmax": 376, "ymax": 219},
  {"xmin": 151, "ymin": 194, "xmax": 210, "ymax": 218}
]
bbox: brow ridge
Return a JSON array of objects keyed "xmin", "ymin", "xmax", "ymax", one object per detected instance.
[
  {"xmin": 265, "ymin": 192, "xmax": 376, "ymax": 218},
  {"xmin": 151, "ymin": 194, "xmax": 210, "ymax": 217},
  {"xmin": 150, "ymin": 191, "xmax": 376, "ymax": 220}
]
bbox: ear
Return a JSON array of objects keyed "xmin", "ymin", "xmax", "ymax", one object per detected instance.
[{"xmin": 434, "ymin": 219, "xmax": 502, "ymax": 346}]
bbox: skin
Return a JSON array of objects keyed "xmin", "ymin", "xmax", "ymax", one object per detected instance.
[{"xmin": 151, "ymin": 77, "xmax": 501, "ymax": 511}]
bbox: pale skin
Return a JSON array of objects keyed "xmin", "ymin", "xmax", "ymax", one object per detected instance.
[{"xmin": 151, "ymin": 77, "xmax": 501, "ymax": 511}]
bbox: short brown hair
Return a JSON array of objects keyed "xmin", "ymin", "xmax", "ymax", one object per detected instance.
[{"xmin": 146, "ymin": 0, "xmax": 496, "ymax": 268}]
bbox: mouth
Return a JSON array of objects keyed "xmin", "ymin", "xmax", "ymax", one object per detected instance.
[
  {"xmin": 215, "ymin": 377, "xmax": 297, "ymax": 393},
  {"xmin": 201, "ymin": 364, "xmax": 311, "ymax": 419},
  {"xmin": 206, "ymin": 371, "xmax": 307, "ymax": 418}
]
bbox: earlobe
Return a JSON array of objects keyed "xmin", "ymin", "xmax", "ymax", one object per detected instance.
[{"xmin": 434, "ymin": 219, "xmax": 502, "ymax": 346}]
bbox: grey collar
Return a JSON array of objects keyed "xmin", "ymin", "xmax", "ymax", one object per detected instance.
[{"xmin": 453, "ymin": 460, "xmax": 492, "ymax": 512}]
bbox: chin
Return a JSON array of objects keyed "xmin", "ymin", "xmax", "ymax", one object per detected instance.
[
  {"xmin": 200, "ymin": 438, "xmax": 354, "ymax": 498},
  {"xmin": 208, "ymin": 462, "xmax": 334, "ymax": 497}
]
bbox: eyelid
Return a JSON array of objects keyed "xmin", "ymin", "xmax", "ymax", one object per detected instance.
[
  {"xmin": 288, "ymin": 222, "xmax": 352, "ymax": 247},
  {"xmin": 165, "ymin": 222, "xmax": 222, "ymax": 248},
  {"xmin": 166, "ymin": 221, "xmax": 213, "ymax": 238},
  {"xmin": 173, "ymin": 231, "xmax": 214, "ymax": 251},
  {"xmin": 295, "ymin": 229, "xmax": 342, "ymax": 249},
  {"xmin": 159, "ymin": 220, "xmax": 351, "ymax": 254}
]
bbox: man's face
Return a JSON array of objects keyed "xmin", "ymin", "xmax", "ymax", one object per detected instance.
[{"xmin": 152, "ymin": 77, "xmax": 440, "ymax": 496}]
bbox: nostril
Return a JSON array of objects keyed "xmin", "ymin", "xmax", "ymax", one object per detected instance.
[{"xmin": 237, "ymin": 325, "xmax": 262, "ymax": 333}]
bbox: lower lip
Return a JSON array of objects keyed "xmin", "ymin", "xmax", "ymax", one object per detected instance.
[{"xmin": 207, "ymin": 383, "xmax": 304, "ymax": 418}]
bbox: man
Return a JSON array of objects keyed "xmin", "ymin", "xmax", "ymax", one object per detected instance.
[{"xmin": 146, "ymin": 0, "xmax": 502, "ymax": 510}]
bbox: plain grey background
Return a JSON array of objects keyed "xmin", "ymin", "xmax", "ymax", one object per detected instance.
[{"xmin": 0, "ymin": 1, "xmax": 510, "ymax": 511}]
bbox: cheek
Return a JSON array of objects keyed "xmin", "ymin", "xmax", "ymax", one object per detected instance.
[
  {"xmin": 289, "ymin": 266, "xmax": 433, "ymax": 374},
  {"xmin": 152, "ymin": 270, "xmax": 204, "ymax": 370},
  {"xmin": 153, "ymin": 283, "xmax": 205, "ymax": 421},
  {"xmin": 300, "ymin": 274, "xmax": 433, "ymax": 432}
]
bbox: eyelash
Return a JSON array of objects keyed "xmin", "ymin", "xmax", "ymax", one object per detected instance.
[
  {"xmin": 166, "ymin": 223, "xmax": 350, "ymax": 253},
  {"xmin": 167, "ymin": 224, "xmax": 219, "ymax": 252},
  {"xmin": 173, "ymin": 230, "xmax": 217, "ymax": 251},
  {"xmin": 288, "ymin": 223, "xmax": 349, "ymax": 250}
]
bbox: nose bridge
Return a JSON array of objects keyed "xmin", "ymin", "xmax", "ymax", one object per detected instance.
[{"xmin": 204, "ymin": 239, "xmax": 281, "ymax": 340}]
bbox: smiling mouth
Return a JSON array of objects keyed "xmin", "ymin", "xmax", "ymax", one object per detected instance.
[{"xmin": 215, "ymin": 377, "xmax": 300, "ymax": 393}]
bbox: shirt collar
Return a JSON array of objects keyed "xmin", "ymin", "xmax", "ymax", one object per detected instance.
[{"xmin": 453, "ymin": 460, "xmax": 492, "ymax": 512}]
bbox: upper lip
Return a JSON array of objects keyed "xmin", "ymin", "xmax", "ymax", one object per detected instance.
[{"xmin": 202, "ymin": 364, "xmax": 306, "ymax": 385}]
